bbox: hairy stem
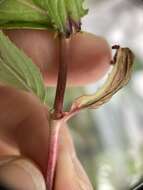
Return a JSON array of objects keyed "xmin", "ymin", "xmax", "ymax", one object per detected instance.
[
  {"xmin": 46, "ymin": 119, "xmax": 62, "ymax": 190},
  {"xmin": 53, "ymin": 36, "xmax": 70, "ymax": 119}
]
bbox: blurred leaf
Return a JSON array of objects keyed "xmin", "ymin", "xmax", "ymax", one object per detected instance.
[
  {"xmin": 0, "ymin": 0, "xmax": 88, "ymax": 34},
  {"xmin": 33, "ymin": 0, "xmax": 88, "ymax": 33},
  {"xmin": 0, "ymin": 0, "xmax": 50, "ymax": 29},
  {"xmin": 134, "ymin": 58, "xmax": 143, "ymax": 72},
  {"xmin": 0, "ymin": 31, "xmax": 48, "ymax": 104},
  {"xmin": 71, "ymin": 47, "xmax": 134, "ymax": 111}
]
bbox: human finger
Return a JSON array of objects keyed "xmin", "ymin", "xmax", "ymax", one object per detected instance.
[
  {"xmin": 0, "ymin": 85, "xmax": 93, "ymax": 190},
  {"xmin": 0, "ymin": 85, "xmax": 49, "ymax": 174},
  {"xmin": 55, "ymin": 125, "xmax": 93, "ymax": 190},
  {"xmin": 0, "ymin": 156, "xmax": 46, "ymax": 190},
  {"xmin": 3, "ymin": 30, "xmax": 111, "ymax": 86}
]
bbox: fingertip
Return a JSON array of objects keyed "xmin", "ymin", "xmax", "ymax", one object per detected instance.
[
  {"xmin": 44, "ymin": 31, "xmax": 112, "ymax": 86},
  {"xmin": 3, "ymin": 29, "xmax": 111, "ymax": 86},
  {"xmin": 67, "ymin": 32, "xmax": 112, "ymax": 85},
  {"xmin": 0, "ymin": 85, "xmax": 50, "ymax": 175},
  {"xmin": 0, "ymin": 156, "xmax": 46, "ymax": 190},
  {"xmin": 54, "ymin": 126, "xmax": 77, "ymax": 189},
  {"xmin": 55, "ymin": 125, "xmax": 93, "ymax": 190}
]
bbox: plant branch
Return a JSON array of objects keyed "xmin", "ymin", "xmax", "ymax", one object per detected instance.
[{"xmin": 53, "ymin": 36, "xmax": 70, "ymax": 119}]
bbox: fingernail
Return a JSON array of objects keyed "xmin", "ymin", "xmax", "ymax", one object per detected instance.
[
  {"xmin": 0, "ymin": 156, "xmax": 46, "ymax": 190},
  {"xmin": 72, "ymin": 157, "xmax": 93, "ymax": 190},
  {"xmin": 58, "ymin": 125, "xmax": 76, "ymax": 158},
  {"xmin": 55, "ymin": 146, "xmax": 78, "ymax": 189},
  {"xmin": 54, "ymin": 125, "xmax": 79, "ymax": 189},
  {"xmin": 58, "ymin": 126, "xmax": 93, "ymax": 190}
]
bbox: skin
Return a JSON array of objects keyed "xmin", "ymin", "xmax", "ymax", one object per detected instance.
[
  {"xmin": 0, "ymin": 30, "xmax": 111, "ymax": 190},
  {"xmin": 3, "ymin": 30, "xmax": 111, "ymax": 86}
]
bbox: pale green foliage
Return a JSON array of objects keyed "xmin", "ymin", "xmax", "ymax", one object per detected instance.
[
  {"xmin": 0, "ymin": 0, "xmax": 88, "ymax": 33},
  {"xmin": 0, "ymin": 31, "xmax": 48, "ymax": 104}
]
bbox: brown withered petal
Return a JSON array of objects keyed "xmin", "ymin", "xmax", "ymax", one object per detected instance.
[{"xmin": 70, "ymin": 47, "xmax": 134, "ymax": 111}]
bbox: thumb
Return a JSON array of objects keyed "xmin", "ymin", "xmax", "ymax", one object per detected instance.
[
  {"xmin": 55, "ymin": 126, "xmax": 93, "ymax": 190},
  {"xmin": 0, "ymin": 156, "xmax": 46, "ymax": 190}
]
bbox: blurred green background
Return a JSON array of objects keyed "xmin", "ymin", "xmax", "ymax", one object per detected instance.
[{"xmin": 50, "ymin": 1, "xmax": 143, "ymax": 189}]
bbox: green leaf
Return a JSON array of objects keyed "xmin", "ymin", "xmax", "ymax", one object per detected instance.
[
  {"xmin": 33, "ymin": 0, "xmax": 67, "ymax": 33},
  {"xmin": 70, "ymin": 47, "xmax": 134, "ymax": 111},
  {"xmin": 0, "ymin": 0, "xmax": 88, "ymax": 34},
  {"xmin": 0, "ymin": 31, "xmax": 48, "ymax": 104},
  {"xmin": 33, "ymin": 0, "xmax": 88, "ymax": 33},
  {"xmin": 65, "ymin": 0, "xmax": 88, "ymax": 22},
  {"xmin": 0, "ymin": 0, "xmax": 52, "ymax": 29}
]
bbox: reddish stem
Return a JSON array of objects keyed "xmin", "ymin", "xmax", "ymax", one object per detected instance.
[
  {"xmin": 46, "ymin": 36, "xmax": 70, "ymax": 189},
  {"xmin": 53, "ymin": 36, "xmax": 70, "ymax": 119}
]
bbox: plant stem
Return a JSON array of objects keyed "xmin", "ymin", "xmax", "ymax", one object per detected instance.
[
  {"xmin": 46, "ymin": 35, "xmax": 70, "ymax": 189},
  {"xmin": 46, "ymin": 119, "xmax": 62, "ymax": 190},
  {"xmin": 53, "ymin": 36, "xmax": 70, "ymax": 119}
]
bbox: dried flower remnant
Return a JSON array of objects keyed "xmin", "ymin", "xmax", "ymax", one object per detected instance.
[{"xmin": 70, "ymin": 47, "xmax": 134, "ymax": 113}]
